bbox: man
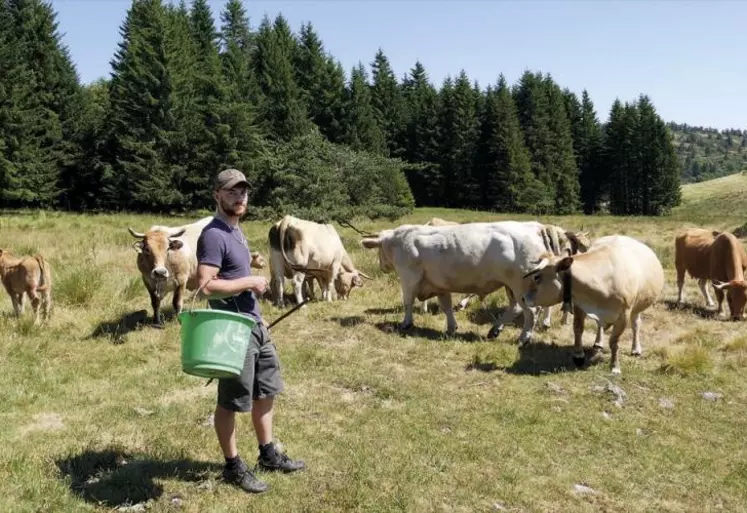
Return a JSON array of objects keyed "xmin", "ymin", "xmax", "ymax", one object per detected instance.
[{"xmin": 196, "ymin": 168, "xmax": 305, "ymax": 494}]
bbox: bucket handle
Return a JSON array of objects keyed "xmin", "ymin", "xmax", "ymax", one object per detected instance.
[{"xmin": 180, "ymin": 278, "xmax": 214, "ymax": 323}]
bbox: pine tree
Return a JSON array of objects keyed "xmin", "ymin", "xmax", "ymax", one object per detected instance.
[
  {"xmin": 545, "ymin": 76, "xmax": 580, "ymax": 214},
  {"xmin": 604, "ymin": 99, "xmax": 636, "ymax": 215},
  {"xmin": 107, "ymin": 0, "xmax": 179, "ymax": 210},
  {"xmin": 513, "ymin": 70, "xmax": 555, "ymax": 211},
  {"xmin": 477, "ymin": 75, "xmax": 543, "ymax": 213},
  {"xmin": 399, "ymin": 60, "xmax": 441, "ymax": 206},
  {"xmin": 253, "ymin": 14, "xmax": 309, "ymax": 141},
  {"xmin": 219, "ymin": 0, "xmax": 258, "ymax": 104},
  {"xmin": 437, "ymin": 70, "xmax": 480, "ymax": 208},
  {"xmin": 294, "ymin": 23, "xmax": 344, "ymax": 142},
  {"xmin": 2, "ymin": 0, "xmax": 84, "ymax": 207},
  {"xmin": 578, "ymin": 90, "xmax": 604, "ymax": 213},
  {"xmin": 370, "ymin": 48, "xmax": 404, "ymax": 157},
  {"xmin": 343, "ymin": 62, "xmax": 385, "ymax": 154}
]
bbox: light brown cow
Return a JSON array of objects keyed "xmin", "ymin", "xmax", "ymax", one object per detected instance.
[
  {"xmin": 268, "ymin": 215, "xmax": 371, "ymax": 307},
  {"xmin": 0, "ymin": 249, "xmax": 52, "ymax": 324},
  {"xmin": 251, "ymin": 251, "xmax": 266, "ymax": 270},
  {"xmin": 522, "ymin": 235, "xmax": 664, "ymax": 375},
  {"xmin": 425, "ymin": 217, "xmax": 459, "ymax": 227},
  {"xmin": 675, "ymin": 228, "xmax": 747, "ymax": 320},
  {"xmin": 128, "ymin": 216, "xmax": 212, "ymax": 326}
]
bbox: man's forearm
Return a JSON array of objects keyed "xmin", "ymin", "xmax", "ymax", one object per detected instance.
[{"xmin": 201, "ymin": 276, "xmax": 252, "ymax": 297}]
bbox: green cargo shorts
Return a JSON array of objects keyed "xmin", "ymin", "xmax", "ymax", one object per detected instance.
[{"xmin": 217, "ymin": 323, "xmax": 284, "ymax": 412}]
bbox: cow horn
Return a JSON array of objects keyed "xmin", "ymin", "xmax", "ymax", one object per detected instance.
[
  {"xmin": 358, "ymin": 271, "xmax": 373, "ymax": 280},
  {"xmin": 128, "ymin": 227, "xmax": 145, "ymax": 238},
  {"xmin": 523, "ymin": 258, "xmax": 550, "ymax": 278},
  {"xmin": 169, "ymin": 228, "xmax": 187, "ymax": 238},
  {"xmin": 712, "ymin": 280, "xmax": 730, "ymax": 290}
]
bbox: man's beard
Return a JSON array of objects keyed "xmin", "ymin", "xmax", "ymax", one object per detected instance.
[{"xmin": 221, "ymin": 200, "xmax": 246, "ymax": 217}]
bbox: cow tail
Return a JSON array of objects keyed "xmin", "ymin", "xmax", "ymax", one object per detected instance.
[{"xmin": 35, "ymin": 255, "xmax": 50, "ymax": 292}]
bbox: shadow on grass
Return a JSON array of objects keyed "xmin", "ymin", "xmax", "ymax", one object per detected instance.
[
  {"xmin": 663, "ymin": 299, "xmax": 718, "ymax": 320},
  {"xmin": 55, "ymin": 447, "xmax": 221, "ymax": 508},
  {"xmin": 329, "ymin": 315, "xmax": 366, "ymax": 328},
  {"xmin": 466, "ymin": 340, "xmax": 606, "ymax": 376},
  {"xmin": 373, "ymin": 321, "xmax": 483, "ymax": 343},
  {"xmin": 465, "ymin": 306, "xmax": 514, "ymax": 326},
  {"xmin": 86, "ymin": 309, "xmax": 176, "ymax": 344}
]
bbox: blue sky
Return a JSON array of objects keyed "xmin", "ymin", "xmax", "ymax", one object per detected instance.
[{"xmin": 50, "ymin": 0, "xmax": 745, "ymax": 130}]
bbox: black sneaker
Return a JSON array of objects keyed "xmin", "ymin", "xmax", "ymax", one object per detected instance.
[
  {"xmin": 257, "ymin": 444, "xmax": 306, "ymax": 473},
  {"xmin": 222, "ymin": 459, "xmax": 269, "ymax": 493}
]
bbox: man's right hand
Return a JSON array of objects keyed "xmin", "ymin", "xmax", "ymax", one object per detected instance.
[{"xmin": 247, "ymin": 276, "xmax": 269, "ymax": 295}]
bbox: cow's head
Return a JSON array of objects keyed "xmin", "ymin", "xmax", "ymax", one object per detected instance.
[
  {"xmin": 521, "ymin": 253, "xmax": 574, "ymax": 308},
  {"xmin": 251, "ymin": 252, "xmax": 267, "ymax": 270},
  {"xmin": 128, "ymin": 227, "xmax": 186, "ymax": 280},
  {"xmin": 565, "ymin": 229, "xmax": 592, "ymax": 255},
  {"xmin": 360, "ymin": 231, "xmax": 395, "ymax": 273},
  {"xmin": 334, "ymin": 271, "xmax": 365, "ymax": 299},
  {"xmin": 712, "ymin": 279, "xmax": 747, "ymax": 321}
]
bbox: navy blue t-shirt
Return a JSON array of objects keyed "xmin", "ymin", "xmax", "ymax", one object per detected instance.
[{"xmin": 196, "ymin": 216, "xmax": 262, "ymax": 322}]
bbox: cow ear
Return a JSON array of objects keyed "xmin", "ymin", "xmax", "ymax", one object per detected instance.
[
  {"xmin": 169, "ymin": 239, "xmax": 184, "ymax": 251},
  {"xmin": 132, "ymin": 241, "xmax": 144, "ymax": 253},
  {"xmin": 361, "ymin": 238, "xmax": 381, "ymax": 249},
  {"xmin": 556, "ymin": 256, "xmax": 574, "ymax": 272}
]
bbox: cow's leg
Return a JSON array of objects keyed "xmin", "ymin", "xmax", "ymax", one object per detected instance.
[
  {"xmin": 714, "ymin": 286, "xmax": 725, "ymax": 317},
  {"xmin": 676, "ymin": 266, "xmax": 686, "ymax": 305},
  {"xmin": 454, "ymin": 293, "xmax": 475, "ymax": 312},
  {"xmin": 698, "ymin": 279, "xmax": 715, "ymax": 307},
  {"xmin": 539, "ymin": 305, "xmax": 552, "ymax": 330},
  {"xmin": 420, "ymin": 299, "xmax": 429, "ymax": 314},
  {"xmin": 608, "ymin": 314, "xmax": 629, "ymax": 375},
  {"xmin": 16, "ymin": 293, "xmax": 26, "ymax": 316},
  {"xmin": 516, "ymin": 298, "xmax": 537, "ymax": 345},
  {"xmin": 291, "ymin": 272, "xmax": 305, "ymax": 306},
  {"xmin": 560, "ymin": 306, "xmax": 570, "ymax": 326},
  {"xmin": 631, "ymin": 312, "xmax": 643, "ymax": 356},
  {"xmin": 399, "ymin": 286, "xmax": 418, "ymax": 331},
  {"xmin": 148, "ymin": 287, "xmax": 163, "ymax": 327},
  {"xmin": 10, "ymin": 293, "xmax": 21, "ymax": 317},
  {"xmin": 42, "ymin": 289, "xmax": 52, "ymax": 320},
  {"xmin": 572, "ymin": 306, "xmax": 587, "ymax": 367},
  {"xmin": 172, "ymin": 282, "xmax": 185, "ymax": 316},
  {"xmin": 28, "ymin": 289, "xmax": 41, "ymax": 325},
  {"xmin": 438, "ymin": 293, "xmax": 458, "ymax": 335},
  {"xmin": 488, "ymin": 289, "xmax": 522, "ymax": 339},
  {"xmin": 271, "ymin": 275, "xmax": 284, "ymax": 307},
  {"xmin": 593, "ymin": 320, "xmax": 605, "ymax": 352}
]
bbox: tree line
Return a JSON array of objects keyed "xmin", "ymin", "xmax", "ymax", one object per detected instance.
[{"xmin": 1, "ymin": 0, "xmax": 686, "ymax": 219}]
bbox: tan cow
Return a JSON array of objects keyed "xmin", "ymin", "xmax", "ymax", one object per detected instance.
[
  {"xmin": 268, "ymin": 215, "xmax": 371, "ymax": 307},
  {"xmin": 521, "ymin": 235, "xmax": 664, "ymax": 375},
  {"xmin": 128, "ymin": 216, "xmax": 212, "ymax": 326},
  {"xmin": 675, "ymin": 228, "xmax": 747, "ymax": 319},
  {"xmin": 251, "ymin": 251, "xmax": 267, "ymax": 270},
  {"xmin": 0, "ymin": 249, "xmax": 52, "ymax": 324}
]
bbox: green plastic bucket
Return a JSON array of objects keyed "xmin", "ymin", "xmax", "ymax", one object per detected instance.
[{"xmin": 177, "ymin": 308, "xmax": 257, "ymax": 379}]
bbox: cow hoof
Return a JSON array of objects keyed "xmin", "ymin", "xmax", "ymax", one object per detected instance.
[
  {"xmin": 487, "ymin": 326, "xmax": 502, "ymax": 339},
  {"xmin": 399, "ymin": 322, "xmax": 414, "ymax": 332},
  {"xmin": 152, "ymin": 322, "xmax": 165, "ymax": 330},
  {"xmin": 631, "ymin": 349, "xmax": 643, "ymax": 357},
  {"xmin": 572, "ymin": 355, "xmax": 585, "ymax": 368},
  {"xmin": 611, "ymin": 367, "xmax": 622, "ymax": 376}
]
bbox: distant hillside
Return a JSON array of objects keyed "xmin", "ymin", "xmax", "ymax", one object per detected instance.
[
  {"xmin": 673, "ymin": 172, "xmax": 747, "ymax": 227},
  {"xmin": 668, "ymin": 122, "xmax": 747, "ymax": 183}
]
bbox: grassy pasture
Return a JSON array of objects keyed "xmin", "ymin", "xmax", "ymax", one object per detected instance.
[{"xmin": 2, "ymin": 173, "xmax": 747, "ymax": 512}]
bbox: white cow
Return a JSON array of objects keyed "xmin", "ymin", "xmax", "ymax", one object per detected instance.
[
  {"xmin": 521, "ymin": 234, "xmax": 664, "ymax": 374},
  {"xmin": 360, "ymin": 220, "xmax": 589, "ymax": 342},
  {"xmin": 268, "ymin": 215, "xmax": 371, "ymax": 307}
]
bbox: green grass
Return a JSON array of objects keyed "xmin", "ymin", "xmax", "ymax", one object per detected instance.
[{"xmin": 2, "ymin": 187, "xmax": 747, "ymax": 512}]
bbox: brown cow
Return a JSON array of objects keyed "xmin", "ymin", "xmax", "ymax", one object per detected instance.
[
  {"xmin": 675, "ymin": 228, "xmax": 747, "ymax": 320},
  {"xmin": 0, "ymin": 249, "xmax": 52, "ymax": 324},
  {"xmin": 251, "ymin": 251, "xmax": 266, "ymax": 270},
  {"xmin": 128, "ymin": 216, "xmax": 212, "ymax": 326}
]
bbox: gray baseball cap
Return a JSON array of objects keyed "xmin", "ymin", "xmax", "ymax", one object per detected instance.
[{"xmin": 214, "ymin": 168, "xmax": 249, "ymax": 190}]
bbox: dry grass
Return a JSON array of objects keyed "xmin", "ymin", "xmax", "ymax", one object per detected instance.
[{"xmin": 2, "ymin": 182, "xmax": 747, "ymax": 512}]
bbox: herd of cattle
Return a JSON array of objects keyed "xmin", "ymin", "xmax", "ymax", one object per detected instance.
[{"xmin": 2, "ymin": 214, "xmax": 747, "ymax": 374}]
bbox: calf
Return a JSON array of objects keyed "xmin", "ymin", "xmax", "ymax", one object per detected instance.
[
  {"xmin": 0, "ymin": 249, "xmax": 52, "ymax": 324},
  {"xmin": 521, "ymin": 235, "xmax": 664, "ymax": 375},
  {"xmin": 675, "ymin": 228, "xmax": 747, "ymax": 319}
]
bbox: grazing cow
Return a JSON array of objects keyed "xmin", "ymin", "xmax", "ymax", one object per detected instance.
[
  {"xmin": 675, "ymin": 228, "xmax": 747, "ymax": 319},
  {"xmin": 128, "ymin": 216, "xmax": 212, "ymax": 326},
  {"xmin": 0, "ymin": 249, "xmax": 52, "ymax": 324},
  {"xmin": 268, "ymin": 215, "xmax": 371, "ymax": 307},
  {"xmin": 420, "ymin": 217, "xmax": 460, "ymax": 313},
  {"xmin": 359, "ymin": 220, "xmax": 589, "ymax": 342},
  {"xmin": 521, "ymin": 235, "xmax": 664, "ymax": 375}
]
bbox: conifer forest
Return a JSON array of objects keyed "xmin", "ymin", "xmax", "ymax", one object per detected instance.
[{"xmin": 3, "ymin": 0, "xmax": 738, "ymax": 221}]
